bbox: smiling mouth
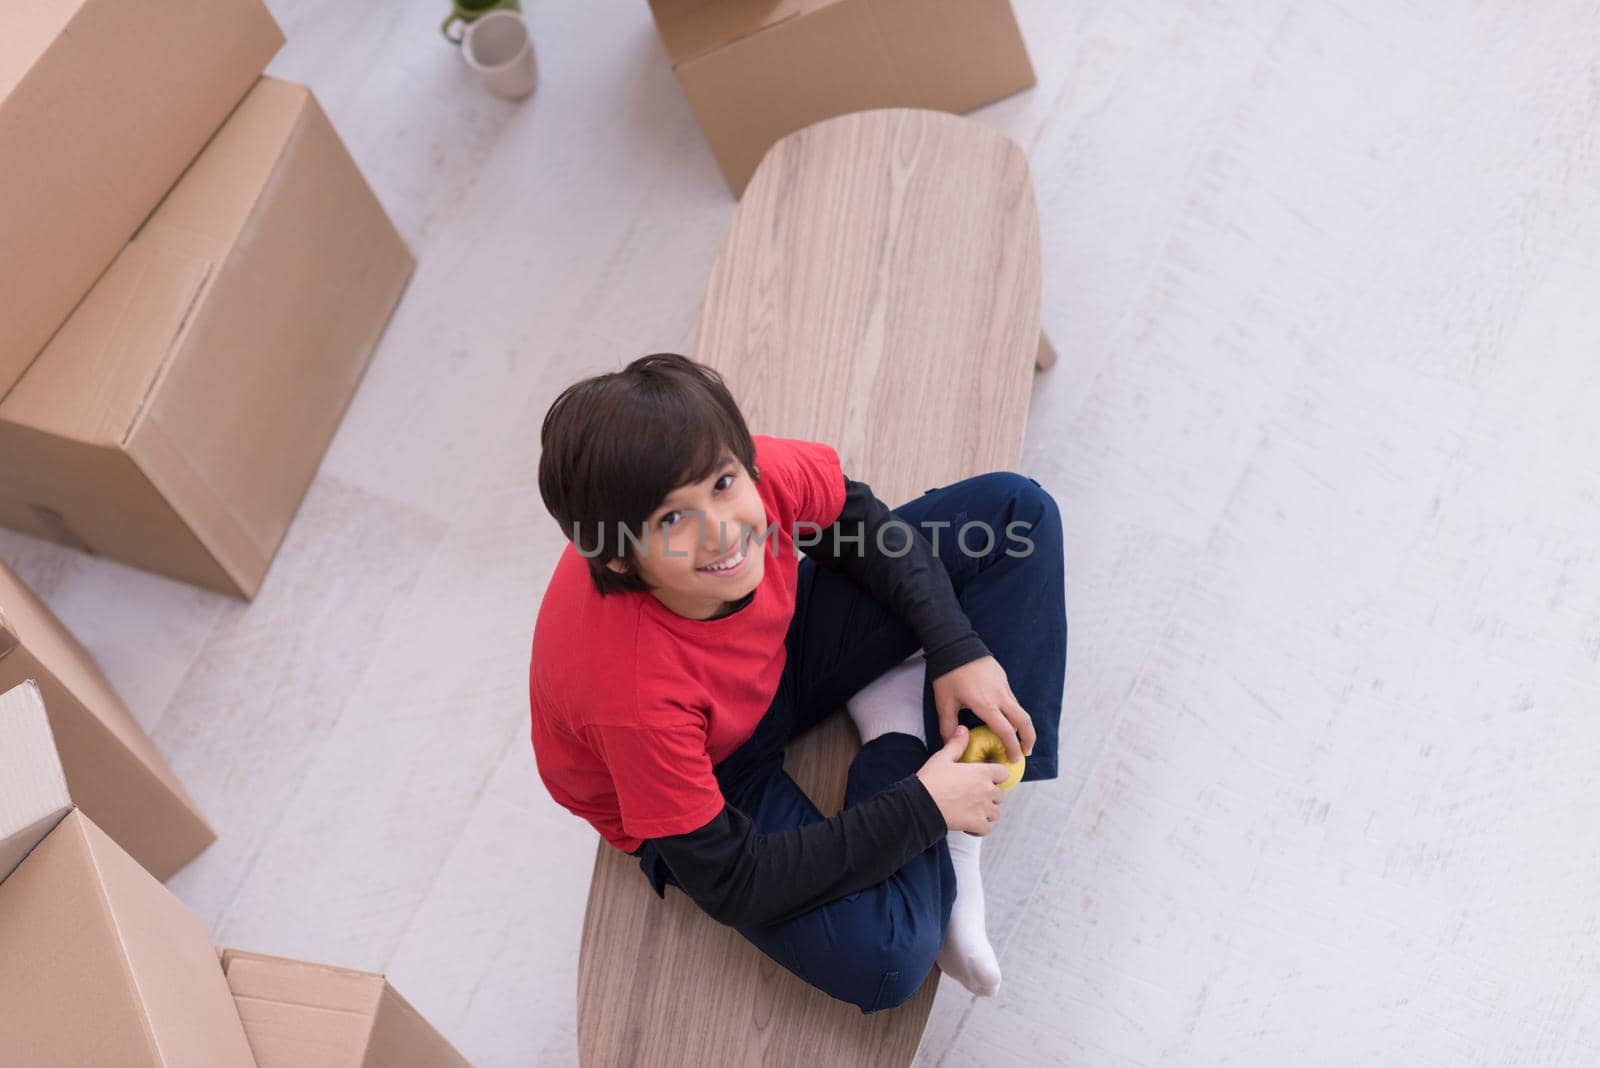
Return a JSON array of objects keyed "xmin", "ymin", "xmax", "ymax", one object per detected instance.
[{"xmin": 698, "ymin": 536, "xmax": 750, "ymax": 572}]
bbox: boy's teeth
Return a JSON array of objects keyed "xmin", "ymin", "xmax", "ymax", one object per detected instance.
[{"xmin": 702, "ymin": 544, "xmax": 745, "ymax": 570}]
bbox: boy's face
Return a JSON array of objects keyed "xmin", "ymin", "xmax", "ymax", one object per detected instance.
[{"xmin": 607, "ymin": 451, "xmax": 768, "ymax": 620}]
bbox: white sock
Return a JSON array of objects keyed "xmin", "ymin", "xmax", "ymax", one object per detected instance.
[
  {"xmin": 937, "ymin": 830, "xmax": 1002, "ymax": 997},
  {"xmin": 845, "ymin": 651, "xmax": 927, "ymax": 745}
]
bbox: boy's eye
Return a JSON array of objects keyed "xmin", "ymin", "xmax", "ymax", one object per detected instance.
[{"xmin": 659, "ymin": 473, "xmax": 735, "ymax": 529}]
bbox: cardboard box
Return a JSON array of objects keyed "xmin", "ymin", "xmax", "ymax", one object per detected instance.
[
  {"xmin": 0, "ymin": 559, "xmax": 214, "ymax": 880},
  {"xmin": 0, "ymin": 691, "xmax": 254, "ymax": 1067},
  {"xmin": 0, "ymin": 813, "xmax": 257, "ymax": 1066},
  {"xmin": 0, "ymin": 0, "xmax": 284, "ymax": 391},
  {"xmin": 221, "ymin": 949, "xmax": 474, "ymax": 1068},
  {"xmin": 647, "ymin": 0, "xmax": 1036, "ymax": 196},
  {"xmin": 0, "ymin": 76, "xmax": 417, "ymax": 598},
  {"xmin": 0, "ymin": 681, "xmax": 72, "ymax": 881}
]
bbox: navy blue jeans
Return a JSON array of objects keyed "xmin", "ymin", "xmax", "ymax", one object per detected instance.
[{"xmin": 634, "ymin": 472, "xmax": 1067, "ymax": 1013}]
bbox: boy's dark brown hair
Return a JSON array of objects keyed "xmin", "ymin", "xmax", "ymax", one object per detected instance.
[{"xmin": 538, "ymin": 353, "xmax": 761, "ymax": 597}]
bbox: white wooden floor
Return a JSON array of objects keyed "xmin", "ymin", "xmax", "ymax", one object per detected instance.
[{"xmin": 4, "ymin": 2, "xmax": 1598, "ymax": 1065}]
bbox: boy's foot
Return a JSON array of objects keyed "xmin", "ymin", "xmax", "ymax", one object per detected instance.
[
  {"xmin": 937, "ymin": 829, "xmax": 1002, "ymax": 996},
  {"xmin": 846, "ymin": 651, "xmax": 926, "ymax": 745}
]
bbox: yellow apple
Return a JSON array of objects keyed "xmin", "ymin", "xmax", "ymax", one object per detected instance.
[{"xmin": 959, "ymin": 725, "xmax": 1025, "ymax": 792}]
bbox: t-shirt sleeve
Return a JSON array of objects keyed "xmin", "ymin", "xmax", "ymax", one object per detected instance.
[
  {"xmin": 649, "ymin": 771, "xmax": 949, "ymax": 929},
  {"xmin": 761, "ymin": 436, "xmax": 847, "ymax": 529},
  {"xmin": 587, "ymin": 716, "xmax": 727, "ymax": 841},
  {"xmin": 803, "ymin": 474, "xmax": 991, "ymax": 681}
]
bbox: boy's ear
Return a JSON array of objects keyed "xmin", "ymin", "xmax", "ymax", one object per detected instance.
[{"xmin": 605, "ymin": 558, "xmax": 628, "ymax": 575}]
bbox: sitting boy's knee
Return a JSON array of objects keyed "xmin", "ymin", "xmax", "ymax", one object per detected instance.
[
  {"xmin": 1019, "ymin": 474, "xmax": 1061, "ymax": 527},
  {"xmin": 987, "ymin": 472, "xmax": 1060, "ymax": 553},
  {"xmin": 987, "ymin": 471, "xmax": 1058, "ymax": 515}
]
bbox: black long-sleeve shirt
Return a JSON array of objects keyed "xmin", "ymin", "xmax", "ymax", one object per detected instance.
[{"xmin": 645, "ymin": 473, "xmax": 991, "ymax": 928}]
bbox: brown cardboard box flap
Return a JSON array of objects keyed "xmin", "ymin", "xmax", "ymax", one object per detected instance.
[
  {"xmin": 0, "ymin": 680, "xmax": 72, "ymax": 882},
  {"xmin": 0, "ymin": 561, "xmax": 215, "ymax": 880},
  {"xmin": 221, "ymin": 949, "xmax": 473, "ymax": 1068},
  {"xmin": 648, "ymin": 0, "xmax": 835, "ymax": 65},
  {"xmin": 872, "ymin": 0, "xmax": 1035, "ymax": 112},
  {"xmin": 0, "ymin": 562, "xmax": 193, "ymax": 807},
  {"xmin": 1, "ymin": 245, "xmax": 215, "ymax": 448},
  {"xmin": 0, "ymin": 810, "xmax": 255, "ymax": 1066},
  {"xmin": 672, "ymin": 0, "xmax": 904, "ymax": 194},
  {"xmin": 659, "ymin": 0, "xmax": 1035, "ymax": 196},
  {"xmin": 0, "ymin": 0, "xmax": 283, "ymax": 391}
]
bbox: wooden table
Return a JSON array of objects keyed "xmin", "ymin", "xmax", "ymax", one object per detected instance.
[{"xmin": 579, "ymin": 107, "xmax": 1045, "ymax": 1067}]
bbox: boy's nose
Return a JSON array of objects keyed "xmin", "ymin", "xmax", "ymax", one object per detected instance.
[{"xmin": 700, "ymin": 514, "xmax": 744, "ymax": 554}]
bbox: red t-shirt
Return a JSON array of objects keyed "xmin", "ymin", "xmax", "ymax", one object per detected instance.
[{"xmin": 528, "ymin": 434, "xmax": 847, "ymax": 853}]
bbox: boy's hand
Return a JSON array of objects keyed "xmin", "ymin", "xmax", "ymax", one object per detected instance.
[
  {"xmin": 916, "ymin": 727, "xmax": 1011, "ymax": 835},
  {"xmin": 930, "ymin": 655, "xmax": 1034, "ymax": 764}
]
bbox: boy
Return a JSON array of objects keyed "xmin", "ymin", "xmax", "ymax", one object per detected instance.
[{"xmin": 530, "ymin": 353, "xmax": 1067, "ymax": 1011}]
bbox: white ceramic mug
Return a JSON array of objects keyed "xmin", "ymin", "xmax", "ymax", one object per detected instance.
[{"xmin": 462, "ymin": 10, "xmax": 538, "ymax": 100}]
